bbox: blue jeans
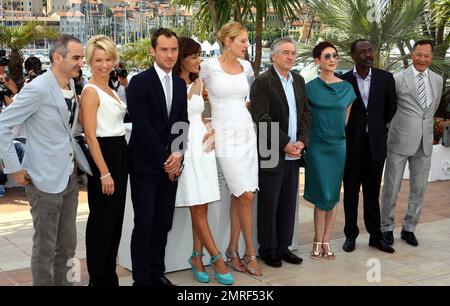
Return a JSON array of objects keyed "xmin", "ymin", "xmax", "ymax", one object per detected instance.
[{"xmin": 0, "ymin": 141, "xmax": 26, "ymax": 185}]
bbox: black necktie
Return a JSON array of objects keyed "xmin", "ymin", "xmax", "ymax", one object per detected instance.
[{"xmin": 65, "ymin": 96, "xmax": 75, "ymax": 128}]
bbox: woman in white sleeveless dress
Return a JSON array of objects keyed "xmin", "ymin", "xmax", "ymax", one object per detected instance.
[
  {"xmin": 174, "ymin": 38, "xmax": 233, "ymax": 285},
  {"xmin": 80, "ymin": 35, "xmax": 128, "ymax": 286},
  {"xmin": 200, "ymin": 22, "xmax": 262, "ymax": 276}
]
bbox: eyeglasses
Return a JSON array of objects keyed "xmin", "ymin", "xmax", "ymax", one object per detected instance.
[{"xmin": 323, "ymin": 53, "xmax": 339, "ymax": 60}]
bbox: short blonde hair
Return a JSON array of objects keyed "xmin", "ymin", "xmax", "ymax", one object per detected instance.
[
  {"xmin": 85, "ymin": 35, "xmax": 118, "ymax": 65},
  {"xmin": 217, "ymin": 22, "xmax": 247, "ymax": 48}
]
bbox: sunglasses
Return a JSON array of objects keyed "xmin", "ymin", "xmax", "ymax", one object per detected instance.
[{"xmin": 323, "ymin": 53, "xmax": 339, "ymax": 60}]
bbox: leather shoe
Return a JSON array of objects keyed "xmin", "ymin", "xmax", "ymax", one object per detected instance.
[
  {"xmin": 342, "ymin": 238, "xmax": 356, "ymax": 252},
  {"xmin": 382, "ymin": 231, "xmax": 394, "ymax": 245},
  {"xmin": 260, "ymin": 253, "xmax": 282, "ymax": 268},
  {"xmin": 369, "ymin": 238, "xmax": 395, "ymax": 253},
  {"xmin": 401, "ymin": 230, "xmax": 418, "ymax": 246},
  {"xmin": 150, "ymin": 276, "xmax": 176, "ymax": 287},
  {"xmin": 279, "ymin": 250, "xmax": 303, "ymax": 265}
]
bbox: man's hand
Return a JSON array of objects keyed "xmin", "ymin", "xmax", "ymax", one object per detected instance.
[
  {"xmin": 4, "ymin": 95, "xmax": 13, "ymax": 106},
  {"xmin": 283, "ymin": 142, "xmax": 301, "ymax": 158},
  {"xmin": 164, "ymin": 152, "xmax": 183, "ymax": 180},
  {"xmin": 293, "ymin": 141, "xmax": 305, "ymax": 152},
  {"xmin": 11, "ymin": 170, "xmax": 31, "ymax": 186}
]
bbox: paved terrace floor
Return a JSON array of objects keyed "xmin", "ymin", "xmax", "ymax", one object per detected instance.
[{"xmin": 0, "ymin": 177, "xmax": 449, "ymax": 286}]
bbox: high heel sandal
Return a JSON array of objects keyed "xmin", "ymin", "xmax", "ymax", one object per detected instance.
[
  {"xmin": 243, "ymin": 254, "xmax": 263, "ymax": 277},
  {"xmin": 321, "ymin": 242, "xmax": 336, "ymax": 260},
  {"xmin": 310, "ymin": 242, "xmax": 322, "ymax": 260},
  {"xmin": 188, "ymin": 250, "xmax": 210, "ymax": 283},
  {"xmin": 225, "ymin": 249, "xmax": 246, "ymax": 272},
  {"xmin": 210, "ymin": 253, "xmax": 234, "ymax": 285}
]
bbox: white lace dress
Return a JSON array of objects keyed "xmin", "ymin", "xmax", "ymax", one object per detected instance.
[
  {"xmin": 200, "ymin": 57, "xmax": 259, "ymax": 197},
  {"xmin": 175, "ymin": 82, "xmax": 221, "ymax": 207}
]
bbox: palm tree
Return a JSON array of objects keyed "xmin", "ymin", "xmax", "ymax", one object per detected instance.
[
  {"xmin": 120, "ymin": 38, "xmax": 153, "ymax": 70},
  {"xmin": 305, "ymin": 0, "xmax": 429, "ymax": 70},
  {"xmin": 175, "ymin": 0, "xmax": 305, "ymax": 75},
  {"xmin": 0, "ymin": 22, "xmax": 56, "ymax": 83},
  {"xmin": 426, "ymin": 0, "xmax": 450, "ymax": 118}
]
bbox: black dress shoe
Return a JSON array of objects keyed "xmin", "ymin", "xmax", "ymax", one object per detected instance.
[
  {"xmin": 401, "ymin": 230, "xmax": 418, "ymax": 246},
  {"xmin": 369, "ymin": 238, "xmax": 395, "ymax": 253},
  {"xmin": 150, "ymin": 276, "xmax": 176, "ymax": 287},
  {"xmin": 261, "ymin": 253, "xmax": 282, "ymax": 268},
  {"xmin": 279, "ymin": 250, "xmax": 303, "ymax": 265},
  {"xmin": 382, "ymin": 231, "xmax": 394, "ymax": 245},
  {"xmin": 342, "ymin": 238, "xmax": 356, "ymax": 252}
]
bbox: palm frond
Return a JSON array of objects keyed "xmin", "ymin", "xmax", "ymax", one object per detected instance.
[{"xmin": 120, "ymin": 39, "xmax": 153, "ymax": 69}]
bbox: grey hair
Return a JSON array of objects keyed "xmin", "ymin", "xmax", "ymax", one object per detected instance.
[
  {"xmin": 270, "ymin": 37, "xmax": 297, "ymax": 61},
  {"xmin": 49, "ymin": 34, "xmax": 81, "ymax": 63}
]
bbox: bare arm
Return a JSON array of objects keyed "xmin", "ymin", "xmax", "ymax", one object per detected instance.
[
  {"xmin": 346, "ymin": 104, "xmax": 353, "ymax": 126},
  {"xmin": 77, "ymin": 94, "xmax": 83, "ymax": 124},
  {"xmin": 81, "ymin": 87, "xmax": 114, "ymax": 195}
]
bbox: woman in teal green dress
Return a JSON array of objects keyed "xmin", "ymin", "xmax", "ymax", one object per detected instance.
[{"xmin": 304, "ymin": 42, "xmax": 356, "ymax": 260}]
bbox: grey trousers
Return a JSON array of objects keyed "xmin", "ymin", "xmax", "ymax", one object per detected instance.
[
  {"xmin": 381, "ymin": 145, "xmax": 431, "ymax": 232},
  {"xmin": 25, "ymin": 170, "xmax": 79, "ymax": 286}
]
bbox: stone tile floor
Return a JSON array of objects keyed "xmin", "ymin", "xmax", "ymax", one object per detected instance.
[{"xmin": 0, "ymin": 178, "xmax": 449, "ymax": 286}]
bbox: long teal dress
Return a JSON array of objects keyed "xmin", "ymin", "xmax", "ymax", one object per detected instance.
[{"xmin": 304, "ymin": 77, "xmax": 356, "ymax": 211}]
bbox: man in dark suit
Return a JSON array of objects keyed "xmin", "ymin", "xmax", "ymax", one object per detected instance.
[
  {"xmin": 251, "ymin": 37, "xmax": 311, "ymax": 268},
  {"xmin": 341, "ymin": 39, "xmax": 396, "ymax": 253},
  {"xmin": 126, "ymin": 28, "xmax": 188, "ymax": 286}
]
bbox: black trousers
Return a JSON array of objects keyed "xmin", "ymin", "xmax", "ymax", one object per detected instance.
[
  {"xmin": 257, "ymin": 160, "xmax": 299, "ymax": 256},
  {"xmin": 343, "ymin": 134, "xmax": 384, "ymax": 241},
  {"xmin": 130, "ymin": 172, "xmax": 178, "ymax": 286},
  {"xmin": 85, "ymin": 136, "xmax": 128, "ymax": 286}
]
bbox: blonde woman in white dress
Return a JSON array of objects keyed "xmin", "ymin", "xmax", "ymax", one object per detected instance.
[
  {"xmin": 174, "ymin": 37, "xmax": 233, "ymax": 285},
  {"xmin": 200, "ymin": 22, "xmax": 262, "ymax": 277}
]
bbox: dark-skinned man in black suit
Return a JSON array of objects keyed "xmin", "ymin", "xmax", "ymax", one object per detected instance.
[{"xmin": 341, "ymin": 39, "xmax": 396, "ymax": 254}]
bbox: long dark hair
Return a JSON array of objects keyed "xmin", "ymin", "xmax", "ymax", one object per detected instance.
[{"xmin": 173, "ymin": 37, "xmax": 201, "ymax": 82}]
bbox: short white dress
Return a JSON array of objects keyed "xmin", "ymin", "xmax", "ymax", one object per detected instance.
[
  {"xmin": 175, "ymin": 82, "xmax": 221, "ymax": 207},
  {"xmin": 200, "ymin": 57, "xmax": 259, "ymax": 197}
]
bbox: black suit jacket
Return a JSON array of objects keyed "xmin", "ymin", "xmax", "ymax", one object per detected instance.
[
  {"xmin": 250, "ymin": 66, "xmax": 311, "ymax": 172},
  {"xmin": 126, "ymin": 67, "xmax": 189, "ymax": 177},
  {"xmin": 341, "ymin": 68, "xmax": 397, "ymax": 163}
]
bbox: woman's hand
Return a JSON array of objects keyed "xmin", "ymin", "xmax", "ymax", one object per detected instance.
[
  {"xmin": 101, "ymin": 174, "xmax": 115, "ymax": 196},
  {"xmin": 203, "ymin": 132, "xmax": 215, "ymax": 153}
]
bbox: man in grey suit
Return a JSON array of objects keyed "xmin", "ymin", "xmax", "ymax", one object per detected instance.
[
  {"xmin": 381, "ymin": 40, "xmax": 443, "ymax": 247},
  {"xmin": 0, "ymin": 35, "xmax": 91, "ymax": 285}
]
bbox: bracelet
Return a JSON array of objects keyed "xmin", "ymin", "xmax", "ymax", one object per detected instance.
[{"xmin": 100, "ymin": 172, "xmax": 111, "ymax": 180}]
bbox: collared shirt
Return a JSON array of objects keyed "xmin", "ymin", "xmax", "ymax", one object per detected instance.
[
  {"xmin": 412, "ymin": 65, "xmax": 433, "ymax": 109},
  {"xmin": 353, "ymin": 67, "xmax": 371, "ymax": 109},
  {"xmin": 274, "ymin": 67, "xmax": 298, "ymax": 161},
  {"xmin": 353, "ymin": 67, "xmax": 371, "ymax": 132},
  {"xmin": 154, "ymin": 62, "xmax": 173, "ymax": 108}
]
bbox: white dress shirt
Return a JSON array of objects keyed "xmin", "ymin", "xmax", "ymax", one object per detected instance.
[
  {"xmin": 353, "ymin": 67, "xmax": 371, "ymax": 132},
  {"xmin": 352, "ymin": 67, "xmax": 371, "ymax": 109},
  {"xmin": 154, "ymin": 62, "xmax": 173, "ymax": 112},
  {"xmin": 274, "ymin": 67, "xmax": 299, "ymax": 161}
]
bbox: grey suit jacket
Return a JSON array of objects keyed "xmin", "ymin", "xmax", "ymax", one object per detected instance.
[
  {"xmin": 0, "ymin": 69, "xmax": 91, "ymax": 193},
  {"xmin": 387, "ymin": 66, "xmax": 443, "ymax": 156}
]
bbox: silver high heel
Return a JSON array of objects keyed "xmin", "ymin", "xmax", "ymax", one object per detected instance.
[{"xmin": 225, "ymin": 249, "xmax": 246, "ymax": 272}]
